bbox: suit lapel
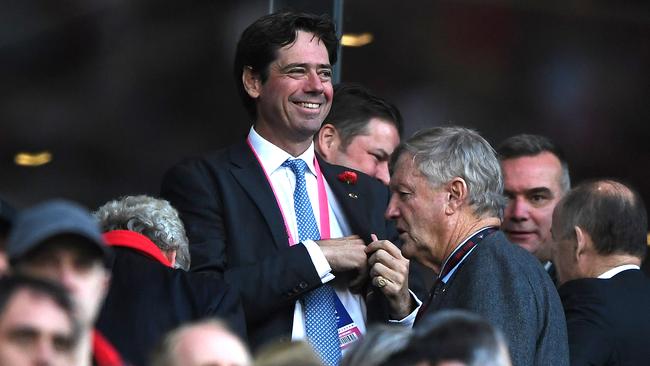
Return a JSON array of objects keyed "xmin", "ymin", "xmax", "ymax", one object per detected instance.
[
  {"xmin": 317, "ymin": 155, "xmax": 373, "ymax": 242},
  {"xmin": 229, "ymin": 141, "xmax": 289, "ymax": 250}
]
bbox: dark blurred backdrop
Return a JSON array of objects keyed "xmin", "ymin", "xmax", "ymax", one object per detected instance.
[{"xmin": 1, "ymin": 0, "xmax": 649, "ymax": 211}]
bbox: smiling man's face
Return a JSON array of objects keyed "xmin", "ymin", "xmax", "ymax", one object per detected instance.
[
  {"xmin": 250, "ymin": 30, "xmax": 333, "ymax": 149},
  {"xmin": 501, "ymin": 152, "xmax": 565, "ymax": 262}
]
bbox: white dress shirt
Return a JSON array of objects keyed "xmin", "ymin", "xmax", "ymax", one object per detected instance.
[{"xmin": 597, "ymin": 264, "xmax": 640, "ymax": 279}]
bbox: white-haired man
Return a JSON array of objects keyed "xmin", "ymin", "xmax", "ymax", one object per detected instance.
[{"xmin": 378, "ymin": 127, "xmax": 569, "ymax": 366}]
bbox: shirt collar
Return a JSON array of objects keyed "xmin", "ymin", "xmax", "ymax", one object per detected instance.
[
  {"xmin": 103, "ymin": 230, "xmax": 173, "ymax": 268},
  {"xmin": 597, "ymin": 264, "xmax": 640, "ymax": 279},
  {"xmin": 248, "ymin": 126, "xmax": 317, "ymax": 176}
]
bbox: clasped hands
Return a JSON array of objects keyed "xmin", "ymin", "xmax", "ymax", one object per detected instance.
[{"xmin": 317, "ymin": 234, "xmax": 414, "ymax": 319}]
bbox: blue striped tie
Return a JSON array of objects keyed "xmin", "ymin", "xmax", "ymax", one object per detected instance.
[{"xmin": 283, "ymin": 158, "xmax": 341, "ymax": 366}]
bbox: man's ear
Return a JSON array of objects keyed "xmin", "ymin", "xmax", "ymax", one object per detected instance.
[
  {"xmin": 574, "ymin": 226, "xmax": 591, "ymax": 260},
  {"xmin": 242, "ymin": 66, "xmax": 261, "ymax": 99},
  {"xmin": 165, "ymin": 250, "xmax": 177, "ymax": 267},
  {"xmin": 445, "ymin": 177, "xmax": 468, "ymax": 214},
  {"xmin": 315, "ymin": 124, "xmax": 340, "ymax": 159}
]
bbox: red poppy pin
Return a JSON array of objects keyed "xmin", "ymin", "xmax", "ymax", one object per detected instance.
[{"xmin": 337, "ymin": 171, "xmax": 358, "ymax": 185}]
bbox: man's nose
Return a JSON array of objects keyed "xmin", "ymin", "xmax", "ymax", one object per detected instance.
[
  {"xmin": 56, "ymin": 266, "xmax": 77, "ymax": 293},
  {"xmin": 507, "ymin": 197, "xmax": 529, "ymax": 222},
  {"xmin": 385, "ymin": 196, "xmax": 400, "ymax": 220},
  {"xmin": 304, "ymin": 70, "xmax": 325, "ymax": 93},
  {"xmin": 33, "ymin": 338, "xmax": 55, "ymax": 366}
]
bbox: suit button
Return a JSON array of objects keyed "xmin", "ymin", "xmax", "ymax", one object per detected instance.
[{"xmin": 299, "ymin": 281, "xmax": 308, "ymax": 289}]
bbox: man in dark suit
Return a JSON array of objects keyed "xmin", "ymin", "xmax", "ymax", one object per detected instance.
[
  {"xmin": 379, "ymin": 127, "xmax": 568, "ymax": 366},
  {"xmin": 93, "ymin": 195, "xmax": 246, "ymax": 366},
  {"xmin": 161, "ymin": 11, "xmax": 417, "ymax": 365},
  {"xmin": 314, "ymin": 83, "xmax": 403, "ymax": 186},
  {"xmin": 497, "ymin": 134, "xmax": 571, "ymax": 285},
  {"xmin": 552, "ymin": 179, "xmax": 650, "ymax": 366}
]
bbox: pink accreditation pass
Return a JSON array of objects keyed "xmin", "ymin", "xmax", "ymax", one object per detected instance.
[{"xmin": 334, "ymin": 295, "xmax": 362, "ymax": 350}]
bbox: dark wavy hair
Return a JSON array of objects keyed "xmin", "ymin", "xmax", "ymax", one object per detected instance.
[{"xmin": 233, "ymin": 11, "xmax": 339, "ymax": 120}]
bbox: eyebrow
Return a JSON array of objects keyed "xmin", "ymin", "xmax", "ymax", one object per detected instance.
[
  {"xmin": 279, "ymin": 62, "xmax": 332, "ymax": 71},
  {"xmin": 525, "ymin": 187, "xmax": 553, "ymax": 195}
]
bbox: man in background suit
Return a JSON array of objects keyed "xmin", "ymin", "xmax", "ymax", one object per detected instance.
[
  {"xmin": 314, "ymin": 82, "xmax": 403, "ymax": 186},
  {"xmin": 497, "ymin": 134, "xmax": 571, "ymax": 283},
  {"xmin": 380, "ymin": 127, "xmax": 568, "ymax": 366},
  {"xmin": 161, "ymin": 11, "xmax": 417, "ymax": 365},
  {"xmin": 552, "ymin": 179, "xmax": 650, "ymax": 365}
]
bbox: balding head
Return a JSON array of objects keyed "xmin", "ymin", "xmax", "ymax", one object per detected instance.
[
  {"xmin": 151, "ymin": 320, "xmax": 251, "ymax": 366},
  {"xmin": 551, "ymin": 179, "xmax": 648, "ymax": 284},
  {"xmin": 553, "ymin": 179, "xmax": 647, "ymax": 258}
]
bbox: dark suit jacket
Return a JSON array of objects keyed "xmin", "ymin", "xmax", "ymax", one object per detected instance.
[
  {"xmin": 96, "ymin": 248, "xmax": 246, "ymax": 366},
  {"xmin": 160, "ymin": 140, "xmax": 399, "ymax": 349},
  {"xmin": 422, "ymin": 230, "xmax": 569, "ymax": 366},
  {"xmin": 559, "ymin": 269, "xmax": 650, "ymax": 366}
]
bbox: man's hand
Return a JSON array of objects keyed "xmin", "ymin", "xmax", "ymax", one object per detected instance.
[
  {"xmin": 318, "ymin": 235, "xmax": 368, "ymax": 291},
  {"xmin": 366, "ymin": 234, "xmax": 414, "ymax": 319}
]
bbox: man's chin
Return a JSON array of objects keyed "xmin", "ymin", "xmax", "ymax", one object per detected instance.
[
  {"xmin": 400, "ymin": 240, "xmax": 417, "ymax": 260},
  {"xmin": 512, "ymin": 240, "xmax": 540, "ymax": 255},
  {"xmin": 506, "ymin": 233, "xmax": 538, "ymax": 248}
]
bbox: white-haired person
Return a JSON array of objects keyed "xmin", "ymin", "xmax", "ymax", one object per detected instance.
[{"xmin": 94, "ymin": 195, "xmax": 246, "ymax": 366}]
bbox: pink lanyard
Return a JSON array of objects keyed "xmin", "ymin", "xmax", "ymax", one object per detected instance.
[{"xmin": 247, "ymin": 138, "xmax": 331, "ymax": 245}]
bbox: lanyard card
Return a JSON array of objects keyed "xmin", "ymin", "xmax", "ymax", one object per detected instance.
[{"xmin": 334, "ymin": 294, "xmax": 362, "ymax": 350}]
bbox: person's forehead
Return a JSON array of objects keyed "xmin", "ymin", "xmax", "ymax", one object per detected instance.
[
  {"xmin": 363, "ymin": 118, "xmax": 400, "ymax": 139},
  {"xmin": 274, "ymin": 31, "xmax": 330, "ymax": 65},
  {"xmin": 0, "ymin": 289, "xmax": 72, "ymax": 334},
  {"xmin": 501, "ymin": 152, "xmax": 563, "ymax": 189},
  {"xmin": 390, "ymin": 154, "xmax": 430, "ymax": 188},
  {"xmin": 391, "ymin": 154, "xmax": 416, "ymax": 179}
]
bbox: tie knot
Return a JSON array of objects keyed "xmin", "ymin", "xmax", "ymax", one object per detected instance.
[{"xmin": 282, "ymin": 158, "xmax": 308, "ymax": 176}]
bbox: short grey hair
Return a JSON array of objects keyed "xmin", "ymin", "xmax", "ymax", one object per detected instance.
[
  {"xmin": 94, "ymin": 195, "xmax": 190, "ymax": 271},
  {"xmin": 392, "ymin": 127, "xmax": 505, "ymax": 219}
]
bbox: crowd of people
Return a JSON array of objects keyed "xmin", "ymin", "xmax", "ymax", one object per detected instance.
[{"xmin": 1, "ymin": 10, "xmax": 649, "ymax": 366}]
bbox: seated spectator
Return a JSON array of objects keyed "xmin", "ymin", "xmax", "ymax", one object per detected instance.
[
  {"xmin": 150, "ymin": 319, "xmax": 251, "ymax": 366},
  {"xmin": 0, "ymin": 275, "xmax": 78, "ymax": 366},
  {"xmin": 0, "ymin": 197, "xmax": 17, "ymax": 275},
  {"xmin": 340, "ymin": 325, "xmax": 411, "ymax": 366},
  {"xmin": 384, "ymin": 310, "xmax": 512, "ymax": 366},
  {"xmin": 7, "ymin": 199, "xmax": 121, "ymax": 366},
  {"xmin": 552, "ymin": 179, "xmax": 650, "ymax": 365},
  {"xmin": 94, "ymin": 195, "xmax": 245, "ymax": 366},
  {"xmin": 94, "ymin": 194, "xmax": 190, "ymax": 270}
]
